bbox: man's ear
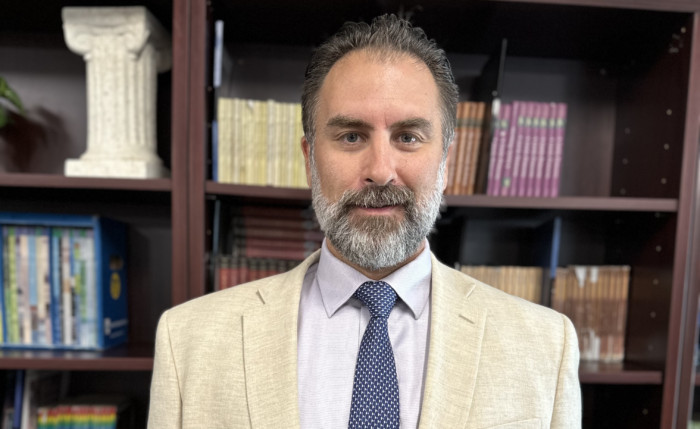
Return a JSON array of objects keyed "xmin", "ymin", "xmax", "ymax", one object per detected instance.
[
  {"xmin": 302, "ymin": 136, "xmax": 312, "ymax": 187},
  {"xmin": 442, "ymin": 142, "xmax": 454, "ymax": 193}
]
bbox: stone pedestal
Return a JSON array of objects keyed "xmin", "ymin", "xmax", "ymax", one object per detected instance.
[{"xmin": 62, "ymin": 7, "xmax": 171, "ymax": 179}]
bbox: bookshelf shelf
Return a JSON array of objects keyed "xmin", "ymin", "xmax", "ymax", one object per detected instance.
[
  {"xmin": 0, "ymin": 343, "xmax": 154, "ymax": 371},
  {"xmin": 0, "ymin": 173, "xmax": 172, "ymax": 192},
  {"xmin": 579, "ymin": 362, "xmax": 663, "ymax": 385},
  {"xmin": 205, "ymin": 182, "xmax": 678, "ymax": 212}
]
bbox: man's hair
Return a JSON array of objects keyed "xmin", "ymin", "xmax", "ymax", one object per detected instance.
[{"xmin": 301, "ymin": 14, "xmax": 459, "ymax": 155}]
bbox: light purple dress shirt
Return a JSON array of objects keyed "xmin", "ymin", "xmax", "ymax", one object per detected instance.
[{"xmin": 297, "ymin": 239, "xmax": 432, "ymax": 429}]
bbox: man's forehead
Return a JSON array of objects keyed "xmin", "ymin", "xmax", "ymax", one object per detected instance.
[{"xmin": 317, "ymin": 50, "xmax": 440, "ymax": 125}]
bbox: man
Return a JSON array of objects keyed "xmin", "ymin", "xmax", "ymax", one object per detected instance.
[{"xmin": 148, "ymin": 15, "xmax": 581, "ymax": 429}]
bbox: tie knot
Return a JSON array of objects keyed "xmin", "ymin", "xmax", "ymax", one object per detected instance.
[{"xmin": 353, "ymin": 281, "xmax": 397, "ymax": 319}]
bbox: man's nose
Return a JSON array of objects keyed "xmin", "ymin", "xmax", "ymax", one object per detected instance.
[{"xmin": 363, "ymin": 136, "xmax": 397, "ymax": 186}]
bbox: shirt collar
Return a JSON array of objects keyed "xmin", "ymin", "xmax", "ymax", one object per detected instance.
[{"xmin": 316, "ymin": 238, "xmax": 432, "ymax": 320}]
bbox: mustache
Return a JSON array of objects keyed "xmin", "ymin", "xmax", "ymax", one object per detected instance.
[{"xmin": 337, "ymin": 184, "xmax": 416, "ymax": 211}]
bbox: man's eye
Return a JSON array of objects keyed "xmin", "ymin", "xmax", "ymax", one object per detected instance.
[
  {"xmin": 344, "ymin": 133, "xmax": 360, "ymax": 143},
  {"xmin": 399, "ymin": 133, "xmax": 417, "ymax": 143}
]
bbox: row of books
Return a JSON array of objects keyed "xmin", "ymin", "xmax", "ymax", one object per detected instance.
[
  {"xmin": 445, "ymin": 102, "xmax": 488, "ymax": 195},
  {"xmin": 460, "ymin": 265, "xmax": 543, "ymax": 304},
  {"xmin": 1, "ymin": 227, "xmax": 96, "ymax": 348},
  {"xmin": 2, "ymin": 370, "xmax": 129, "ymax": 429},
  {"xmin": 215, "ymin": 257, "xmax": 302, "ymax": 291},
  {"xmin": 214, "ymin": 98, "xmax": 307, "ymax": 188},
  {"xmin": 0, "ymin": 213, "xmax": 129, "ymax": 351},
  {"xmin": 214, "ymin": 206, "xmax": 323, "ymax": 290},
  {"xmin": 486, "ymin": 101, "xmax": 568, "ymax": 198},
  {"xmin": 552, "ymin": 266, "xmax": 630, "ymax": 362}
]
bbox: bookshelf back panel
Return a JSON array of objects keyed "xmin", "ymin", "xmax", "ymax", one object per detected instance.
[
  {"xmin": 582, "ymin": 384, "xmax": 662, "ymax": 429},
  {"xmin": 0, "ymin": 190, "xmax": 172, "ymax": 344}
]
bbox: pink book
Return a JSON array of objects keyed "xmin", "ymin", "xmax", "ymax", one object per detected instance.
[
  {"xmin": 522, "ymin": 102, "xmax": 541, "ymax": 197},
  {"xmin": 532, "ymin": 103, "xmax": 550, "ymax": 197},
  {"xmin": 487, "ymin": 104, "xmax": 510, "ymax": 195},
  {"xmin": 511, "ymin": 102, "xmax": 533, "ymax": 197},
  {"xmin": 499, "ymin": 101, "xmax": 522, "ymax": 196},
  {"xmin": 550, "ymin": 103, "xmax": 568, "ymax": 197},
  {"xmin": 542, "ymin": 102, "xmax": 557, "ymax": 197}
]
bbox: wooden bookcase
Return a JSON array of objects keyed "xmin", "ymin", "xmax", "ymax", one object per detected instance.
[{"xmin": 2, "ymin": 0, "xmax": 700, "ymax": 428}]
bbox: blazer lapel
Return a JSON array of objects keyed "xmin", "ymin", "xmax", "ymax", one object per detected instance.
[
  {"xmin": 418, "ymin": 255, "xmax": 488, "ymax": 428},
  {"xmin": 242, "ymin": 251, "xmax": 320, "ymax": 429}
]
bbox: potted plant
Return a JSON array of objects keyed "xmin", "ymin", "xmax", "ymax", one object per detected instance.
[{"xmin": 0, "ymin": 76, "xmax": 23, "ymax": 128}]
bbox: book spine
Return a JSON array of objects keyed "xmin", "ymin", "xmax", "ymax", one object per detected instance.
[
  {"xmin": 61, "ymin": 230, "xmax": 72, "ymax": 346},
  {"xmin": 19, "ymin": 230, "xmax": 31, "ymax": 345},
  {"xmin": 36, "ymin": 229, "xmax": 51, "ymax": 346},
  {"xmin": 50, "ymin": 230, "xmax": 62, "ymax": 345},
  {"xmin": 466, "ymin": 102, "xmax": 486, "ymax": 195},
  {"xmin": 489, "ymin": 104, "xmax": 511, "ymax": 196},
  {"xmin": 0, "ymin": 227, "xmax": 6, "ymax": 344},
  {"xmin": 510, "ymin": 102, "xmax": 529, "ymax": 196},
  {"xmin": 286, "ymin": 103, "xmax": 296, "ymax": 187},
  {"xmin": 500, "ymin": 101, "xmax": 521, "ymax": 196},
  {"xmin": 551, "ymin": 103, "xmax": 568, "ymax": 198},
  {"xmin": 217, "ymin": 98, "xmax": 229, "ymax": 183},
  {"xmin": 231, "ymin": 98, "xmax": 241, "ymax": 184},
  {"xmin": 446, "ymin": 103, "xmax": 464, "ymax": 194},
  {"xmin": 525, "ymin": 102, "xmax": 543, "ymax": 197},
  {"xmin": 84, "ymin": 230, "xmax": 96, "ymax": 348},
  {"xmin": 28, "ymin": 229, "xmax": 38, "ymax": 345},
  {"xmin": 533, "ymin": 103, "xmax": 550, "ymax": 197},
  {"xmin": 484, "ymin": 104, "xmax": 500, "ymax": 196},
  {"xmin": 266, "ymin": 100, "xmax": 276, "ymax": 186},
  {"xmin": 542, "ymin": 102, "xmax": 556, "ymax": 198},
  {"xmin": 294, "ymin": 104, "xmax": 306, "ymax": 188},
  {"xmin": 7, "ymin": 228, "xmax": 19, "ymax": 344}
]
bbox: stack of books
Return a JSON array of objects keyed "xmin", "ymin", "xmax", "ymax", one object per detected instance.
[
  {"xmin": 214, "ymin": 98, "xmax": 307, "ymax": 188},
  {"xmin": 215, "ymin": 206, "xmax": 323, "ymax": 290},
  {"xmin": 2, "ymin": 370, "xmax": 130, "ymax": 429},
  {"xmin": 0, "ymin": 214, "xmax": 128, "ymax": 351},
  {"xmin": 486, "ymin": 101, "xmax": 568, "ymax": 198},
  {"xmin": 551, "ymin": 266, "xmax": 630, "ymax": 362},
  {"xmin": 460, "ymin": 265, "xmax": 543, "ymax": 304}
]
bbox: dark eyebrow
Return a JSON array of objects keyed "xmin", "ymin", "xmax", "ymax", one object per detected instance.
[
  {"xmin": 326, "ymin": 115, "xmax": 374, "ymax": 130},
  {"xmin": 390, "ymin": 117, "xmax": 434, "ymax": 135}
]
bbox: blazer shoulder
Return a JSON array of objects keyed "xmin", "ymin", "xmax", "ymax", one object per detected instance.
[{"xmin": 165, "ymin": 272, "xmax": 287, "ymax": 321}]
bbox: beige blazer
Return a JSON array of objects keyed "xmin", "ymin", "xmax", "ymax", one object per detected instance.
[{"xmin": 148, "ymin": 251, "xmax": 581, "ymax": 429}]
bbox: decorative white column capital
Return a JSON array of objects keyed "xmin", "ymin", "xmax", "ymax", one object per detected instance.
[{"xmin": 62, "ymin": 7, "xmax": 171, "ymax": 179}]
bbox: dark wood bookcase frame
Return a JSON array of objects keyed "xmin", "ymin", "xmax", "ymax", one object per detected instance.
[{"xmin": 2, "ymin": 0, "xmax": 700, "ymax": 428}]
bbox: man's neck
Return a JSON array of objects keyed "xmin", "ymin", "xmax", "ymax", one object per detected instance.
[{"xmin": 325, "ymin": 239, "xmax": 426, "ymax": 280}]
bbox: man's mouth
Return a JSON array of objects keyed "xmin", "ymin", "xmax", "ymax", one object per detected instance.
[{"xmin": 351, "ymin": 204, "xmax": 402, "ymax": 214}]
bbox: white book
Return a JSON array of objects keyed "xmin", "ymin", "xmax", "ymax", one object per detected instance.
[
  {"xmin": 36, "ymin": 233, "xmax": 51, "ymax": 346},
  {"xmin": 60, "ymin": 231, "xmax": 72, "ymax": 346},
  {"xmin": 83, "ymin": 232, "xmax": 96, "ymax": 347},
  {"xmin": 285, "ymin": 103, "xmax": 296, "ymax": 187}
]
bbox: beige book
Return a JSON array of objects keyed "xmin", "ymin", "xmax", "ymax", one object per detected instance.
[
  {"xmin": 459, "ymin": 103, "xmax": 478, "ymax": 195},
  {"xmin": 217, "ymin": 98, "xmax": 230, "ymax": 183},
  {"xmin": 273, "ymin": 103, "xmax": 285, "ymax": 187},
  {"xmin": 294, "ymin": 104, "xmax": 306, "ymax": 188},
  {"xmin": 232, "ymin": 98, "xmax": 242, "ymax": 184},
  {"xmin": 285, "ymin": 103, "xmax": 297, "ymax": 187},
  {"xmin": 466, "ymin": 102, "xmax": 486, "ymax": 195},
  {"xmin": 450, "ymin": 103, "xmax": 472, "ymax": 195},
  {"xmin": 616, "ymin": 266, "xmax": 630, "ymax": 362},
  {"xmin": 266, "ymin": 100, "xmax": 277, "ymax": 186},
  {"xmin": 257, "ymin": 101, "xmax": 268, "ymax": 186}
]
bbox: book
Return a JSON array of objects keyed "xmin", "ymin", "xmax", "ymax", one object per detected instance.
[
  {"xmin": 500, "ymin": 101, "xmax": 522, "ymax": 196},
  {"xmin": 488, "ymin": 103, "xmax": 511, "ymax": 196},
  {"xmin": 550, "ymin": 103, "xmax": 568, "ymax": 197},
  {"xmin": 467, "ymin": 102, "xmax": 487, "ymax": 195},
  {"xmin": 532, "ymin": 103, "xmax": 550, "ymax": 197}
]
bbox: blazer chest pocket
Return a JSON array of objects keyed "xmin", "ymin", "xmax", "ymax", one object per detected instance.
[{"xmin": 484, "ymin": 418, "xmax": 541, "ymax": 429}]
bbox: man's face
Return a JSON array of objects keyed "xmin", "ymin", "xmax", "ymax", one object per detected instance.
[{"xmin": 304, "ymin": 50, "xmax": 448, "ymax": 271}]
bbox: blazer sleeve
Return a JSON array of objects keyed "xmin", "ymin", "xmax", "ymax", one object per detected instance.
[
  {"xmin": 551, "ymin": 314, "xmax": 582, "ymax": 428},
  {"xmin": 148, "ymin": 310, "xmax": 183, "ymax": 429}
]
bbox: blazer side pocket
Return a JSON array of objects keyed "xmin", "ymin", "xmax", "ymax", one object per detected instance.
[{"xmin": 484, "ymin": 418, "xmax": 541, "ymax": 429}]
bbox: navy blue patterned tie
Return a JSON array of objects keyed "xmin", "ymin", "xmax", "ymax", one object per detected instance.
[{"xmin": 348, "ymin": 281, "xmax": 400, "ymax": 429}]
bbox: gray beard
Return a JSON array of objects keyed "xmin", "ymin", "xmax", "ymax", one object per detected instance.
[{"xmin": 310, "ymin": 157, "xmax": 445, "ymax": 272}]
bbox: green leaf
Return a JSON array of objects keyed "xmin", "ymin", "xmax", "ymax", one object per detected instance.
[
  {"xmin": 0, "ymin": 106, "xmax": 7, "ymax": 128},
  {"xmin": 0, "ymin": 76, "xmax": 24, "ymax": 113}
]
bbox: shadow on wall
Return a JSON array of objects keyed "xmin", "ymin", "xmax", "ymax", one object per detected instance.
[{"xmin": 0, "ymin": 106, "xmax": 69, "ymax": 173}]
